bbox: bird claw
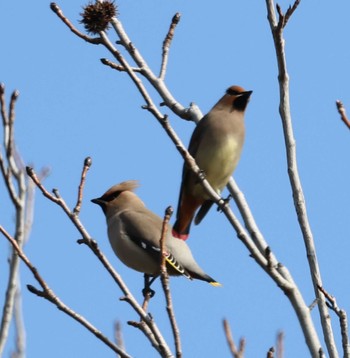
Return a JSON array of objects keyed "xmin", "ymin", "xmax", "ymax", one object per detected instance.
[
  {"xmin": 217, "ymin": 194, "xmax": 232, "ymax": 212},
  {"xmin": 143, "ymin": 274, "xmax": 157, "ymax": 298},
  {"xmin": 142, "ymin": 287, "xmax": 155, "ymax": 298}
]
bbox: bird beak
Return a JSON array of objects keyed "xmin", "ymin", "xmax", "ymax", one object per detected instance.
[
  {"xmin": 240, "ymin": 90, "xmax": 253, "ymax": 98},
  {"xmin": 91, "ymin": 198, "xmax": 104, "ymax": 206}
]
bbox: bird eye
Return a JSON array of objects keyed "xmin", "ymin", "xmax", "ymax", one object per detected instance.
[
  {"xmin": 226, "ymin": 88, "xmax": 240, "ymax": 96},
  {"xmin": 103, "ymin": 191, "xmax": 121, "ymax": 202}
]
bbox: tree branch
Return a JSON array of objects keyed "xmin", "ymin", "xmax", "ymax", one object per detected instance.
[
  {"xmin": 50, "ymin": 2, "xmax": 102, "ymax": 44},
  {"xmin": 336, "ymin": 100, "xmax": 350, "ymax": 130},
  {"xmin": 0, "ymin": 85, "xmax": 27, "ymax": 356},
  {"xmin": 159, "ymin": 13, "xmax": 181, "ymax": 80},
  {"xmin": 73, "ymin": 156, "xmax": 91, "ymax": 214},
  {"xmin": 160, "ymin": 206, "xmax": 181, "ymax": 358},
  {"xmin": 223, "ymin": 319, "xmax": 245, "ymax": 358},
  {"xmin": 0, "ymin": 226, "xmax": 131, "ymax": 358},
  {"xmin": 100, "ymin": 58, "xmax": 142, "ymax": 73},
  {"xmin": 266, "ymin": 1, "xmax": 336, "ymax": 356},
  {"xmin": 318, "ymin": 285, "xmax": 350, "ymax": 357}
]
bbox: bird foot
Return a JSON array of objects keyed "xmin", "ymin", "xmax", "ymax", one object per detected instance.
[
  {"xmin": 143, "ymin": 274, "xmax": 157, "ymax": 298},
  {"xmin": 142, "ymin": 287, "xmax": 155, "ymax": 298},
  {"xmin": 217, "ymin": 194, "xmax": 232, "ymax": 212}
]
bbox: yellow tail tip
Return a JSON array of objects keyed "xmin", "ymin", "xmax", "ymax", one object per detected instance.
[{"xmin": 210, "ymin": 281, "xmax": 222, "ymax": 287}]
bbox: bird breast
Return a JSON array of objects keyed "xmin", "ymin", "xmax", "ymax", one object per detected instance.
[{"xmin": 194, "ymin": 130, "xmax": 243, "ymax": 197}]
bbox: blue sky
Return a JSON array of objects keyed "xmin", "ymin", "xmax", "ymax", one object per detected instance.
[{"xmin": 1, "ymin": 1, "xmax": 350, "ymax": 357}]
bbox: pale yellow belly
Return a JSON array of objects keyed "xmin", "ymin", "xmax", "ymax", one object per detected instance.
[{"xmin": 193, "ymin": 137, "xmax": 241, "ymax": 198}]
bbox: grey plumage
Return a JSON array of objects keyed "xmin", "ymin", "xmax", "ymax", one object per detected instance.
[
  {"xmin": 91, "ymin": 180, "xmax": 220, "ymax": 286},
  {"xmin": 173, "ymin": 85, "xmax": 252, "ymax": 240}
]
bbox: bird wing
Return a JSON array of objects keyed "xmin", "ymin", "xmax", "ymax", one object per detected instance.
[
  {"xmin": 119, "ymin": 209, "xmax": 192, "ymax": 278},
  {"xmin": 119, "ymin": 209, "xmax": 162, "ymax": 257},
  {"xmin": 194, "ymin": 200, "xmax": 214, "ymax": 225},
  {"xmin": 176, "ymin": 116, "xmax": 209, "ymax": 218}
]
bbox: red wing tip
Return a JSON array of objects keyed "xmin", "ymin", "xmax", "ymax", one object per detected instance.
[{"xmin": 171, "ymin": 229, "xmax": 189, "ymax": 241}]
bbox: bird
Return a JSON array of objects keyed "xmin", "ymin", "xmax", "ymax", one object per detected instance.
[
  {"xmin": 172, "ymin": 85, "xmax": 252, "ymax": 240},
  {"xmin": 91, "ymin": 180, "xmax": 220, "ymax": 294}
]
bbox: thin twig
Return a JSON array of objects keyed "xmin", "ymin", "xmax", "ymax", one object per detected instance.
[
  {"xmin": 336, "ymin": 100, "xmax": 350, "ymax": 130},
  {"xmin": 284, "ymin": 0, "xmax": 302, "ymax": 27},
  {"xmin": 159, "ymin": 13, "xmax": 181, "ymax": 80},
  {"xmin": 50, "ymin": 3, "xmax": 102, "ymax": 44},
  {"xmin": 267, "ymin": 347, "xmax": 275, "ymax": 358},
  {"xmin": 11, "ymin": 281, "xmax": 25, "ymax": 358},
  {"xmin": 7, "ymin": 90, "xmax": 19, "ymax": 160},
  {"xmin": 276, "ymin": 331, "xmax": 284, "ymax": 358},
  {"xmin": 0, "ymin": 85, "xmax": 27, "ymax": 356},
  {"xmin": 24, "ymin": 166, "xmax": 50, "ymax": 244},
  {"xmin": 0, "ymin": 85, "xmax": 22, "ymax": 208},
  {"xmin": 26, "ymin": 167, "xmax": 61, "ymax": 205},
  {"xmin": 318, "ymin": 285, "xmax": 350, "ymax": 357},
  {"xmin": 159, "ymin": 206, "xmax": 181, "ymax": 358},
  {"xmin": 114, "ymin": 321, "xmax": 125, "ymax": 358},
  {"xmin": 73, "ymin": 156, "xmax": 92, "ymax": 214},
  {"xmin": 100, "ymin": 58, "xmax": 141, "ymax": 72},
  {"xmin": 127, "ymin": 320, "xmax": 163, "ymax": 354},
  {"xmin": 0, "ymin": 226, "xmax": 131, "ymax": 358},
  {"xmin": 223, "ymin": 319, "xmax": 245, "ymax": 358},
  {"xmin": 141, "ymin": 291, "xmax": 152, "ymax": 312},
  {"xmin": 110, "ymin": 17, "xmax": 196, "ymax": 121}
]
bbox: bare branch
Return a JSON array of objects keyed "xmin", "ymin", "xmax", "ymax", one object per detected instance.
[
  {"xmin": 127, "ymin": 319, "xmax": 164, "ymax": 355},
  {"xmin": 159, "ymin": 206, "xmax": 181, "ymax": 358},
  {"xmin": 139, "ymin": 285, "xmax": 153, "ymax": 312},
  {"xmin": 336, "ymin": 100, "xmax": 350, "ymax": 130},
  {"xmin": 0, "ymin": 226, "xmax": 131, "ymax": 358},
  {"xmin": 159, "ymin": 13, "xmax": 181, "ymax": 80},
  {"xmin": 114, "ymin": 321, "xmax": 125, "ymax": 357},
  {"xmin": 266, "ymin": 1, "xmax": 335, "ymax": 356},
  {"xmin": 26, "ymin": 166, "xmax": 61, "ymax": 205},
  {"xmin": 284, "ymin": 0, "xmax": 302, "ymax": 26},
  {"xmin": 100, "ymin": 58, "xmax": 141, "ymax": 72},
  {"xmin": 267, "ymin": 347, "xmax": 275, "ymax": 358},
  {"xmin": 23, "ymin": 166, "xmax": 50, "ymax": 244},
  {"xmin": 11, "ymin": 283, "xmax": 25, "ymax": 358},
  {"xmin": 222, "ymin": 319, "xmax": 245, "ymax": 358},
  {"xmin": 109, "ymin": 17, "xmax": 195, "ymax": 121},
  {"xmin": 0, "ymin": 85, "xmax": 23, "ymax": 208},
  {"xmin": 50, "ymin": 3, "xmax": 102, "ymax": 44},
  {"xmin": 276, "ymin": 331, "xmax": 284, "ymax": 358},
  {"xmin": 7, "ymin": 90, "xmax": 19, "ymax": 160},
  {"xmin": 0, "ymin": 85, "xmax": 27, "ymax": 356},
  {"xmin": 274, "ymin": 0, "xmax": 301, "ymax": 30},
  {"xmin": 318, "ymin": 285, "xmax": 350, "ymax": 357},
  {"xmin": 73, "ymin": 156, "xmax": 92, "ymax": 214}
]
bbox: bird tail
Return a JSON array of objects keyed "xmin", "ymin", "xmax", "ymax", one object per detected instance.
[
  {"xmin": 165, "ymin": 253, "xmax": 221, "ymax": 286},
  {"xmin": 209, "ymin": 280, "xmax": 222, "ymax": 287},
  {"xmin": 165, "ymin": 252, "xmax": 192, "ymax": 280},
  {"xmin": 194, "ymin": 200, "xmax": 214, "ymax": 225},
  {"xmin": 172, "ymin": 221, "xmax": 191, "ymax": 241},
  {"xmin": 189, "ymin": 271, "xmax": 222, "ymax": 287}
]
